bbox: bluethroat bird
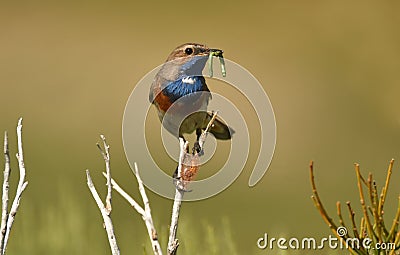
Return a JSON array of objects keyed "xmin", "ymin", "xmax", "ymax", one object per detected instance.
[{"xmin": 149, "ymin": 43, "xmax": 234, "ymax": 155}]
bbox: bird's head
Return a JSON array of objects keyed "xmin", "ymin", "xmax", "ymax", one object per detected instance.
[{"xmin": 160, "ymin": 43, "xmax": 223, "ymax": 80}]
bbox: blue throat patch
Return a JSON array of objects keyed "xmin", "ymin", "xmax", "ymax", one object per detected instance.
[
  {"xmin": 163, "ymin": 76, "xmax": 205, "ymax": 102},
  {"xmin": 180, "ymin": 55, "xmax": 208, "ymax": 76}
]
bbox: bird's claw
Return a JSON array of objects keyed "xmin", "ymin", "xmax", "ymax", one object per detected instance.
[
  {"xmin": 173, "ymin": 177, "xmax": 192, "ymax": 192},
  {"xmin": 192, "ymin": 141, "xmax": 203, "ymax": 156}
]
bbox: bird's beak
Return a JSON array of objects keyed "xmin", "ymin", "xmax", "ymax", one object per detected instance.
[{"xmin": 210, "ymin": 49, "xmax": 224, "ymax": 57}]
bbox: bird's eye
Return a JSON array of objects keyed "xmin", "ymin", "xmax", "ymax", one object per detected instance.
[{"xmin": 185, "ymin": 47, "xmax": 193, "ymax": 55}]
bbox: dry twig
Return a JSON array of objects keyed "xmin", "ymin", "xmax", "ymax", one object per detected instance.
[
  {"xmin": 167, "ymin": 112, "xmax": 219, "ymax": 255},
  {"xmin": 0, "ymin": 118, "xmax": 29, "ymax": 255},
  {"xmin": 86, "ymin": 136, "xmax": 120, "ymax": 255},
  {"xmin": 97, "ymin": 135, "xmax": 112, "ymax": 213},
  {"xmin": 91, "ymin": 113, "xmax": 219, "ymax": 255},
  {"xmin": 167, "ymin": 138, "xmax": 188, "ymax": 255}
]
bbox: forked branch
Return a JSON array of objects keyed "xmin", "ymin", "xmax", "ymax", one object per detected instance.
[
  {"xmin": 86, "ymin": 136, "xmax": 120, "ymax": 255},
  {"xmin": 89, "ymin": 112, "xmax": 219, "ymax": 255},
  {"xmin": 0, "ymin": 118, "xmax": 29, "ymax": 255}
]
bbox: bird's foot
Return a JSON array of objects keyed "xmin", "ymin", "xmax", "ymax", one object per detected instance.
[
  {"xmin": 172, "ymin": 168, "xmax": 192, "ymax": 192},
  {"xmin": 192, "ymin": 141, "xmax": 204, "ymax": 156},
  {"xmin": 173, "ymin": 177, "xmax": 192, "ymax": 192}
]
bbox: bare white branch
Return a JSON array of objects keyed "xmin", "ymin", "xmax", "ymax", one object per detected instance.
[
  {"xmin": 97, "ymin": 135, "xmax": 112, "ymax": 214},
  {"xmin": 92, "ymin": 112, "xmax": 217, "ymax": 255},
  {"xmin": 134, "ymin": 162, "xmax": 163, "ymax": 255},
  {"xmin": 167, "ymin": 138, "xmax": 188, "ymax": 255},
  {"xmin": 166, "ymin": 113, "xmax": 217, "ymax": 255},
  {"xmin": 198, "ymin": 111, "xmax": 218, "ymax": 150},
  {"xmin": 87, "ymin": 135, "xmax": 120, "ymax": 255},
  {"xmin": 1, "ymin": 118, "xmax": 28, "ymax": 255},
  {"xmin": 102, "ymin": 173, "xmax": 145, "ymax": 217},
  {"xmin": 0, "ymin": 132, "xmax": 10, "ymax": 253},
  {"xmin": 86, "ymin": 170, "xmax": 120, "ymax": 255},
  {"xmin": 107, "ymin": 163, "xmax": 163, "ymax": 255}
]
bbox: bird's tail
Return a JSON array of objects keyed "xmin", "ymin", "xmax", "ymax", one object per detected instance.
[{"xmin": 205, "ymin": 113, "xmax": 234, "ymax": 140}]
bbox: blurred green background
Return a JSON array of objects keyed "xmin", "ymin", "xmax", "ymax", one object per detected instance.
[{"xmin": 1, "ymin": 1, "xmax": 400, "ymax": 254}]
